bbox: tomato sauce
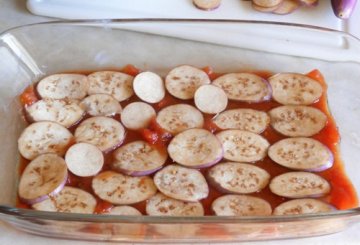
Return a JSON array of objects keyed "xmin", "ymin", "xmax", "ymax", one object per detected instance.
[{"xmin": 16, "ymin": 66, "xmax": 358, "ymax": 215}]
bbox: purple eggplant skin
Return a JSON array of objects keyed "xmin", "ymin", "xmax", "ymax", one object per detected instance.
[{"xmin": 331, "ymin": 0, "xmax": 358, "ymax": 19}]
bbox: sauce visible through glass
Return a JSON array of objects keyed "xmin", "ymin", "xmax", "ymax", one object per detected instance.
[{"xmin": 17, "ymin": 66, "xmax": 358, "ymax": 215}]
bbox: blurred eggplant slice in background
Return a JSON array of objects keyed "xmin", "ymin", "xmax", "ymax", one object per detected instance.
[{"xmin": 331, "ymin": 0, "xmax": 358, "ymax": 19}]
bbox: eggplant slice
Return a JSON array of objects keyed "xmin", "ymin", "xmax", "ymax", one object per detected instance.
[
  {"xmin": 146, "ymin": 193, "xmax": 204, "ymax": 216},
  {"xmin": 154, "ymin": 165, "xmax": 209, "ymax": 202}
]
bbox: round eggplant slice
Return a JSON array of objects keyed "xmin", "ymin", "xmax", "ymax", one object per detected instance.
[
  {"xmin": 37, "ymin": 74, "xmax": 89, "ymax": 100},
  {"xmin": 154, "ymin": 164, "xmax": 209, "ymax": 202},
  {"xmin": 18, "ymin": 153, "xmax": 67, "ymax": 204},
  {"xmin": 273, "ymin": 198, "xmax": 334, "ymax": 215},
  {"xmin": 212, "ymin": 195, "xmax": 272, "ymax": 216},
  {"xmin": 252, "ymin": 2, "xmax": 280, "ymax": 12},
  {"xmin": 80, "ymin": 94, "xmax": 122, "ymax": 117},
  {"xmin": 193, "ymin": 0, "xmax": 222, "ymax": 10},
  {"xmin": 272, "ymin": 0, "xmax": 300, "ymax": 15},
  {"xmin": 133, "ymin": 71, "xmax": 165, "ymax": 103},
  {"xmin": 269, "ymin": 73, "xmax": 323, "ymax": 105},
  {"xmin": 121, "ymin": 102, "xmax": 156, "ymax": 130},
  {"xmin": 92, "ymin": 171, "xmax": 157, "ymax": 205},
  {"xmin": 213, "ymin": 109, "xmax": 270, "ymax": 134},
  {"xmin": 269, "ymin": 172, "xmax": 331, "ymax": 198},
  {"xmin": 165, "ymin": 65, "xmax": 211, "ymax": 100},
  {"xmin": 299, "ymin": 0, "xmax": 318, "ymax": 6},
  {"xmin": 268, "ymin": 137, "xmax": 333, "ymax": 172},
  {"xmin": 269, "ymin": 106, "xmax": 327, "ymax": 137},
  {"xmin": 168, "ymin": 129, "xmax": 223, "ymax": 168},
  {"xmin": 216, "ymin": 130, "xmax": 270, "ymax": 162},
  {"xmin": 18, "ymin": 121, "xmax": 73, "ymax": 160},
  {"xmin": 65, "ymin": 143, "xmax": 104, "ymax": 177},
  {"xmin": 32, "ymin": 187, "xmax": 96, "ymax": 214},
  {"xmin": 26, "ymin": 99, "xmax": 84, "ymax": 128},
  {"xmin": 253, "ymin": 0, "xmax": 283, "ymax": 7},
  {"xmin": 208, "ymin": 162, "xmax": 270, "ymax": 194},
  {"xmin": 146, "ymin": 193, "xmax": 204, "ymax": 216},
  {"xmin": 87, "ymin": 71, "xmax": 134, "ymax": 102},
  {"xmin": 156, "ymin": 104, "xmax": 204, "ymax": 135},
  {"xmin": 108, "ymin": 206, "xmax": 142, "ymax": 215},
  {"xmin": 194, "ymin": 85, "xmax": 228, "ymax": 114},
  {"xmin": 112, "ymin": 140, "xmax": 168, "ymax": 176},
  {"xmin": 212, "ymin": 73, "xmax": 271, "ymax": 102},
  {"xmin": 74, "ymin": 116, "xmax": 125, "ymax": 152}
]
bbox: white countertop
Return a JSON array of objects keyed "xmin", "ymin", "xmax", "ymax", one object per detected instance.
[{"xmin": 0, "ymin": 0, "xmax": 360, "ymax": 244}]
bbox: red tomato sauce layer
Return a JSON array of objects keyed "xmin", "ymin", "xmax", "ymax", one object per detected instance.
[{"xmin": 17, "ymin": 66, "xmax": 358, "ymax": 214}]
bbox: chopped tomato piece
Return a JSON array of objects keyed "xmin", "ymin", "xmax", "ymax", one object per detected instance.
[
  {"xmin": 149, "ymin": 118, "xmax": 172, "ymax": 142},
  {"xmin": 122, "ymin": 64, "xmax": 141, "ymax": 76},
  {"xmin": 156, "ymin": 94, "xmax": 179, "ymax": 109},
  {"xmin": 140, "ymin": 129, "xmax": 159, "ymax": 145},
  {"xmin": 202, "ymin": 66, "xmax": 219, "ymax": 80},
  {"xmin": 140, "ymin": 118, "xmax": 172, "ymax": 146},
  {"xmin": 203, "ymin": 116, "xmax": 220, "ymax": 133},
  {"xmin": 20, "ymin": 85, "xmax": 38, "ymax": 106}
]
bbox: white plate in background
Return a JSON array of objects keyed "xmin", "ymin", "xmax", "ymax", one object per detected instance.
[{"xmin": 26, "ymin": 0, "xmax": 359, "ymax": 37}]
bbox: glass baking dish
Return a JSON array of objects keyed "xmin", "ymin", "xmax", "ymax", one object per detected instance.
[{"xmin": 0, "ymin": 19, "xmax": 360, "ymax": 242}]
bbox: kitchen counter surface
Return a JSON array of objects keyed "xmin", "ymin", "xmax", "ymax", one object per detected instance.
[{"xmin": 0, "ymin": 1, "xmax": 359, "ymax": 244}]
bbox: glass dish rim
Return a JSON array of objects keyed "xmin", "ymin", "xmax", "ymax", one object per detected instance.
[
  {"xmin": 0, "ymin": 18, "xmax": 359, "ymax": 224},
  {"xmin": 0, "ymin": 206, "xmax": 359, "ymax": 223},
  {"xmin": 1, "ymin": 18, "xmax": 360, "ymax": 42}
]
